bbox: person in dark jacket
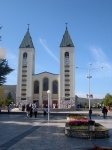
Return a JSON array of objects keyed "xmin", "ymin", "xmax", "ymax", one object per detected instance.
[
  {"xmin": 34, "ymin": 106, "xmax": 38, "ymax": 118},
  {"xmin": 43, "ymin": 107, "xmax": 47, "ymax": 116},
  {"xmin": 29, "ymin": 104, "xmax": 33, "ymax": 118},
  {"xmin": 102, "ymin": 106, "xmax": 108, "ymax": 118}
]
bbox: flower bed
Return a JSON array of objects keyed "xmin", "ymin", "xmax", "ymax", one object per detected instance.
[{"xmin": 65, "ymin": 114, "xmax": 109, "ymax": 139}]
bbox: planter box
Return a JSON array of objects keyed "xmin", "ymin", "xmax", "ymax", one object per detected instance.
[{"xmin": 65, "ymin": 122, "xmax": 109, "ymax": 139}]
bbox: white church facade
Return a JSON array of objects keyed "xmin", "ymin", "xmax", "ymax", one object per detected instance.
[{"xmin": 16, "ymin": 26, "xmax": 75, "ymax": 108}]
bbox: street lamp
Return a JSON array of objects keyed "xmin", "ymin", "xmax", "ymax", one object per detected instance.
[
  {"xmin": 0, "ymin": 47, "xmax": 6, "ymax": 60},
  {"xmin": 47, "ymin": 90, "xmax": 51, "ymax": 122},
  {"xmin": 76, "ymin": 64, "xmax": 103, "ymax": 120}
]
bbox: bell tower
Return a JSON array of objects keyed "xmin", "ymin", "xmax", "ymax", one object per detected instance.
[
  {"xmin": 60, "ymin": 25, "xmax": 75, "ymax": 108},
  {"xmin": 16, "ymin": 27, "xmax": 35, "ymax": 104}
]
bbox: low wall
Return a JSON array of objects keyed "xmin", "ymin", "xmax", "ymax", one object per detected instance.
[{"xmin": 65, "ymin": 122, "xmax": 109, "ymax": 139}]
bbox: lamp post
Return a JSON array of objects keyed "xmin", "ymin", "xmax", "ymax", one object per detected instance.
[
  {"xmin": 0, "ymin": 26, "xmax": 6, "ymax": 60},
  {"xmin": 87, "ymin": 68, "xmax": 92, "ymax": 111},
  {"xmin": 76, "ymin": 64, "xmax": 103, "ymax": 120},
  {"xmin": 47, "ymin": 90, "xmax": 51, "ymax": 122},
  {"xmin": 0, "ymin": 47, "xmax": 6, "ymax": 60}
]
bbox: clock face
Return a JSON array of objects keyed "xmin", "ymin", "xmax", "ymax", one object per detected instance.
[
  {"xmin": 23, "ymin": 58, "xmax": 27, "ymax": 65},
  {"xmin": 65, "ymin": 60, "xmax": 69, "ymax": 64}
]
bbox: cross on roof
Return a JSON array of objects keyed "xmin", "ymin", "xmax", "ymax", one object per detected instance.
[
  {"xmin": 65, "ymin": 22, "xmax": 68, "ymax": 29},
  {"xmin": 27, "ymin": 24, "xmax": 30, "ymax": 31}
]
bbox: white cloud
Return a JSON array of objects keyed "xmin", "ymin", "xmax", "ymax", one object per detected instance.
[
  {"xmin": 88, "ymin": 46, "xmax": 112, "ymax": 78},
  {"xmin": 39, "ymin": 38, "xmax": 59, "ymax": 63}
]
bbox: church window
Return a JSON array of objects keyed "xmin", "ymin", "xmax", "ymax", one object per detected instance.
[
  {"xmin": 65, "ymin": 52, "xmax": 69, "ymax": 58},
  {"xmin": 65, "ymin": 79, "xmax": 70, "ymax": 81},
  {"xmin": 65, "ymin": 89, "xmax": 70, "ymax": 91},
  {"xmin": 65, "ymin": 75, "xmax": 70, "ymax": 77},
  {"xmin": 22, "ymin": 66, "xmax": 27, "ymax": 68},
  {"xmin": 23, "ymin": 52, "xmax": 27, "ymax": 58},
  {"xmin": 65, "ymin": 70, "xmax": 70, "ymax": 72},
  {"xmin": 22, "ymin": 70, "xmax": 27, "ymax": 72},
  {"xmin": 65, "ymin": 65, "xmax": 70, "ymax": 67},
  {"xmin": 34, "ymin": 81, "xmax": 39, "ymax": 94},
  {"xmin": 52, "ymin": 81, "xmax": 58, "ymax": 94},
  {"xmin": 65, "ymin": 84, "xmax": 70, "ymax": 86},
  {"xmin": 21, "ymin": 98, "xmax": 26, "ymax": 100},
  {"xmin": 22, "ymin": 79, "xmax": 27, "ymax": 82},
  {"xmin": 65, "ymin": 94, "xmax": 70, "ymax": 97},
  {"xmin": 22, "ymin": 89, "xmax": 26, "ymax": 91},
  {"xmin": 43, "ymin": 78, "xmax": 49, "ymax": 91},
  {"xmin": 22, "ymin": 75, "xmax": 27, "ymax": 77},
  {"xmin": 21, "ymin": 93, "xmax": 26, "ymax": 96},
  {"xmin": 65, "ymin": 98, "xmax": 70, "ymax": 100},
  {"xmin": 22, "ymin": 84, "xmax": 27, "ymax": 86}
]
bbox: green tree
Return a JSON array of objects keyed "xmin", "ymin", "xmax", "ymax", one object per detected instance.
[
  {"xmin": 0, "ymin": 87, "xmax": 13, "ymax": 107},
  {"xmin": 7, "ymin": 92, "xmax": 14, "ymax": 101},
  {"xmin": 84, "ymin": 102, "xmax": 88, "ymax": 108},
  {"xmin": 101, "ymin": 93, "xmax": 112, "ymax": 107},
  {"xmin": 0, "ymin": 59, "xmax": 14, "ymax": 85},
  {"xmin": 0, "ymin": 86, "xmax": 5, "ymax": 106}
]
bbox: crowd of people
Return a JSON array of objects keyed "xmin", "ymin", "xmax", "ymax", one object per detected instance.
[
  {"xmin": 24, "ymin": 104, "xmax": 38, "ymax": 118},
  {"xmin": 21, "ymin": 103, "xmax": 49, "ymax": 118}
]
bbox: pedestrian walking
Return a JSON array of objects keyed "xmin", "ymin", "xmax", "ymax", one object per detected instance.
[
  {"xmin": 43, "ymin": 107, "xmax": 47, "ymax": 116},
  {"xmin": 89, "ymin": 107, "xmax": 92, "ymax": 120},
  {"xmin": 29, "ymin": 104, "xmax": 33, "ymax": 118},
  {"xmin": 7, "ymin": 104, "xmax": 11, "ymax": 113},
  {"xmin": 26, "ymin": 104, "xmax": 30, "ymax": 118},
  {"xmin": 34, "ymin": 106, "xmax": 38, "ymax": 118},
  {"xmin": 102, "ymin": 106, "xmax": 108, "ymax": 118}
]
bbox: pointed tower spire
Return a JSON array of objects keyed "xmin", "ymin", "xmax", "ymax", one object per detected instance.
[
  {"xmin": 19, "ymin": 26, "xmax": 34, "ymax": 48},
  {"xmin": 60, "ymin": 24, "xmax": 74, "ymax": 47}
]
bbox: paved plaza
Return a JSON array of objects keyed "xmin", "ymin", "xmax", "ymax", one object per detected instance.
[{"xmin": 0, "ymin": 111, "xmax": 112, "ymax": 150}]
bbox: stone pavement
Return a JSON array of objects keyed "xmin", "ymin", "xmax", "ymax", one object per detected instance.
[{"xmin": 0, "ymin": 112, "xmax": 112, "ymax": 150}]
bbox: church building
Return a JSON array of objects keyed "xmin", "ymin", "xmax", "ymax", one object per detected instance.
[{"xmin": 16, "ymin": 26, "xmax": 75, "ymax": 108}]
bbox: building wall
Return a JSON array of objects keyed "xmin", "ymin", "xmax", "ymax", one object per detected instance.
[
  {"xmin": 16, "ymin": 48, "xmax": 35, "ymax": 103},
  {"xmin": 60, "ymin": 47, "xmax": 75, "ymax": 100},
  {"xmin": 32, "ymin": 72, "xmax": 60, "ymax": 107}
]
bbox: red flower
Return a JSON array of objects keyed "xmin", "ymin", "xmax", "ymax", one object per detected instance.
[{"xmin": 69, "ymin": 119, "xmax": 89, "ymax": 126}]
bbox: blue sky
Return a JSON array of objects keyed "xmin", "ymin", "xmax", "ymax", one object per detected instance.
[{"xmin": 0, "ymin": 0, "xmax": 112, "ymax": 99}]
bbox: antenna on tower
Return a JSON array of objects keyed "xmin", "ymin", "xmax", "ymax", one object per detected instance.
[{"xmin": 0, "ymin": 25, "xmax": 3, "ymax": 41}]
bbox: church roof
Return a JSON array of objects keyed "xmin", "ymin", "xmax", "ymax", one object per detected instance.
[
  {"xmin": 60, "ymin": 27, "xmax": 74, "ymax": 47},
  {"xmin": 19, "ymin": 29, "xmax": 34, "ymax": 48}
]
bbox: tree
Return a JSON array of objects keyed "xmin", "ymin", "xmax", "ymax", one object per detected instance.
[
  {"xmin": 0, "ymin": 59, "xmax": 14, "ymax": 85},
  {"xmin": 101, "ymin": 93, "xmax": 112, "ymax": 107},
  {"xmin": 0, "ymin": 86, "xmax": 5, "ymax": 106},
  {"xmin": 7, "ymin": 92, "xmax": 14, "ymax": 101},
  {"xmin": 84, "ymin": 102, "xmax": 88, "ymax": 108},
  {"xmin": 0, "ymin": 86, "xmax": 5, "ymax": 101}
]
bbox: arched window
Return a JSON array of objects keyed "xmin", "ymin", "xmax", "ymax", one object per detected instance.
[
  {"xmin": 65, "ymin": 52, "xmax": 69, "ymax": 58},
  {"xmin": 23, "ymin": 52, "xmax": 27, "ymax": 58},
  {"xmin": 52, "ymin": 81, "xmax": 58, "ymax": 94},
  {"xmin": 34, "ymin": 81, "xmax": 39, "ymax": 94},
  {"xmin": 43, "ymin": 78, "xmax": 48, "ymax": 91}
]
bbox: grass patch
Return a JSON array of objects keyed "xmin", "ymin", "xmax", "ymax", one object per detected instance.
[{"xmin": 70, "ymin": 125, "xmax": 88, "ymax": 130}]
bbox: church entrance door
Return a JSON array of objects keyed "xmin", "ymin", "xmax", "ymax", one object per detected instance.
[
  {"xmin": 52, "ymin": 100, "xmax": 58, "ymax": 108},
  {"xmin": 43, "ymin": 100, "xmax": 48, "ymax": 108}
]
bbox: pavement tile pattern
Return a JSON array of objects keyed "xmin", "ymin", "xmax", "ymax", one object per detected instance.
[{"xmin": 0, "ymin": 111, "xmax": 112, "ymax": 150}]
